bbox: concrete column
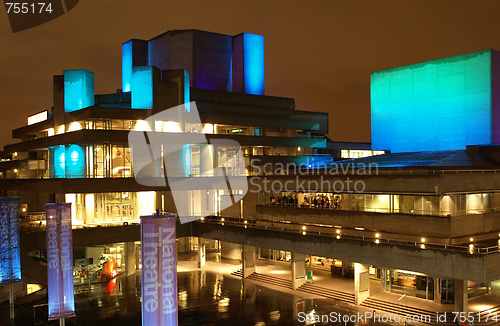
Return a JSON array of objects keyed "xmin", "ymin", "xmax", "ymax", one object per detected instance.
[
  {"xmin": 124, "ymin": 242, "xmax": 136, "ymax": 276},
  {"xmin": 454, "ymin": 279, "xmax": 468, "ymax": 312},
  {"xmin": 163, "ymin": 191, "xmax": 177, "ymax": 214},
  {"xmin": 198, "ymin": 238, "xmax": 206, "ymax": 268},
  {"xmin": 242, "ymin": 245, "xmax": 256, "ymax": 278},
  {"xmin": 434, "ymin": 278, "xmax": 441, "ymax": 303},
  {"xmin": 221, "ymin": 242, "xmax": 241, "ymax": 260},
  {"xmin": 155, "ymin": 191, "xmax": 162, "ymax": 212},
  {"xmin": 177, "ymin": 237, "xmax": 191, "ymax": 253},
  {"xmin": 291, "ymin": 253, "xmax": 306, "ymax": 290},
  {"xmin": 342, "ymin": 260, "xmax": 351, "ymax": 277},
  {"xmin": 380, "ymin": 269, "xmax": 387, "ymax": 291},
  {"xmin": 354, "ymin": 263, "xmax": 370, "ymax": 305},
  {"xmin": 200, "ymin": 145, "xmax": 214, "ymax": 176},
  {"xmin": 388, "ymin": 270, "xmax": 392, "ymax": 292}
]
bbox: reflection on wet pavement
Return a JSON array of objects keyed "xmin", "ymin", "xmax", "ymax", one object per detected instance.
[{"xmin": 3, "ymin": 269, "xmax": 378, "ymax": 325}]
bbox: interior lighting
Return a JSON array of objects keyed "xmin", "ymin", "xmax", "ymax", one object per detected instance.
[{"xmin": 68, "ymin": 122, "xmax": 82, "ymax": 132}]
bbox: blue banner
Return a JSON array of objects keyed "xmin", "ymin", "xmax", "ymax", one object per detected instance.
[
  {"xmin": 0, "ymin": 197, "xmax": 22, "ymax": 284},
  {"xmin": 46, "ymin": 203, "xmax": 75, "ymax": 320}
]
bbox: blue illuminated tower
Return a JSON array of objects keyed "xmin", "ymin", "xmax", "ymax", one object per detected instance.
[
  {"xmin": 371, "ymin": 49, "xmax": 500, "ymax": 152},
  {"xmin": 122, "ymin": 30, "xmax": 265, "ymax": 96}
]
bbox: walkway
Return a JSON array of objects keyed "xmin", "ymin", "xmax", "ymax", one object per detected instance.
[{"xmin": 194, "ymin": 253, "xmax": 500, "ymax": 325}]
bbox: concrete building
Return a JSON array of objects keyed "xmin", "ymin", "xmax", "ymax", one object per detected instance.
[
  {"xmin": 3, "ymin": 31, "xmax": 499, "ymax": 322},
  {"xmin": 0, "ymin": 29, "xmax": 355, "ymax": 300}
]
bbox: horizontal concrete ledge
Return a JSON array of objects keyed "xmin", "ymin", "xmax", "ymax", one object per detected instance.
[
  {"xmin": 192, "ymin": 222, "xmax": 500, "ymax": 283},
  {"xmin": 20, "ymin": 221, "xmax": 192, "ymax": 252},
  {"xmin": 248, "ymin": 173, "xmax": 500, "ymax": 194},
  {"xmin": 256, "ymin": 205, "xmax": 500, "ymax": 241}
]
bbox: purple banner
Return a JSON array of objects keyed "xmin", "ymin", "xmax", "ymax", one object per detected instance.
[
  {"xmin": 141, "ymin": 215, "xmax": 177, "ymax": 326},
  {"xmin": 0, "ymin": 197, "xmax": 21, "ymax": 283},
  {"xmin": 46, "ymin": 203, "xmax": 75, "ymax": 320}
]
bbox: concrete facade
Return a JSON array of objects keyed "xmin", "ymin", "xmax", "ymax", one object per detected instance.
[
  {"xmin": 291, "ymin": 252, "xmax": 306, "ymax": 290},
  {"xmin": 193, "ymin": 222, "xmax": 500, "ymax": 283},
  {"xmin": 354, "ymin": 263, "xmax": 370, "ymax": 304},
  {"xmin": 242, "ymin": 245, "xmax": 256, "ymax": 278}
]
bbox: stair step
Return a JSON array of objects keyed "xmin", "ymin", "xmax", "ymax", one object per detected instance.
[
  {"xmin": 232, "ymin": 270, "xmax": 488, "ymax": 326},
  {"xmin": 230, "ymin": 269, "xmax": 243, "ymax": 277},
  {"xmin": 362, "ymin": 297, "xmax": 436, "ymax": 316},
  {"xmin": 297, "ymin": 283, "xmax": 355, "ymax": 304},
  {"xmin": 246, "ymin": 272, "xmax": 292, "ymax": 289},
  {"xmin": 298, "ymin": 283, "xmax": 355, "ymax": 297},
  {"xmin": 297, "ymin": 287, "xmax": 354, "ymax": 300},
  {"xmin": 361, "ymin": 298, "xmax": 440, "ymax": 325}
]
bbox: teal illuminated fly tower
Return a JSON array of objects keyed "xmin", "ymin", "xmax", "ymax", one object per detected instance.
[{"xmin": 371, "ymin": 49, "xmax": 500, "ymax": 153}]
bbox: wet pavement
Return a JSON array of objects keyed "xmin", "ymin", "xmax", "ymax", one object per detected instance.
[{"xmin": 1, "ymin": 267, "xmax": 384, "ymax": 326}]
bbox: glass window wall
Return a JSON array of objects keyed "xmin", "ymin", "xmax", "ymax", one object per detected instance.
[
  {"xmin": 65, "ymin": 191, "xmax": 155, "ymax": 224},
  {"xmin": 266, "ymin": 191, "xmax": 499, "ymax": 216}
]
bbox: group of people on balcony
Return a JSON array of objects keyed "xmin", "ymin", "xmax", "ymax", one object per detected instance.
[
  {"xmin": 269, "ymin": 194, "xmax": 298, "ymax": 206},
  {"xmin": 269, "ymin": 193, "xmax": 342, "ymax": 209}
]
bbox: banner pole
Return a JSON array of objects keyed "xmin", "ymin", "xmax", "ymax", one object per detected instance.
[{"xmin": 9, "ymin": 283, "xmax": 14, "ymax": 319}]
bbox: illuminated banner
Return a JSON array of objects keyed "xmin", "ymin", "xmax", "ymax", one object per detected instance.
[
  {"xmin": 46, "ymin": 203, "xmax": 75, "ymax": 320},
  {"xmin": 0, "ymin": 197, "xmax": 22, "ymax": 284},
  {"xmin": 141, "ymin": 215, "xmax": 177, "ymax": 326}
]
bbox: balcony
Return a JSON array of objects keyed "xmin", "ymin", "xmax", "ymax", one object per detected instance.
[{"xmin": 255, "ymin": 205, "xmax": 500, "ymax": 243}]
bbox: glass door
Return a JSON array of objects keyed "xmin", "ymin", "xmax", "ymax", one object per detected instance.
[{"xmin": 441, "ymin": 279, "xmax": 454, "ymax": 304}]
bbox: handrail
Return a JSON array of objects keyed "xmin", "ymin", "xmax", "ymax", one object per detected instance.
[
  {"xmin": 20, "ymin": 212, "xmax": 500, "ymax": 255},
  {"xmin": 263, "ymin": 203, "xmax": 500, "ymax": 217},
  {"xmin": 199, "ymin": 216, "xmax": 500, "ymax": 255}
]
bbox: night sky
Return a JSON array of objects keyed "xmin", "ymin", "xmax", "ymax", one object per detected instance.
[{"xmin": 1, "ymin": 0, "xmax": 500, "ymax": 149}]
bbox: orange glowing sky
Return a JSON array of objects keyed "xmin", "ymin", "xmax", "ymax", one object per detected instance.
[{"xmin": 1, "ymin": 0, "xmax": 500, "ymax": 149}]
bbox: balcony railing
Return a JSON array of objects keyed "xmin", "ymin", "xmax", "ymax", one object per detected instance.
[
  {"xmin": 265, "ymin": 203, "xmax": 500, "ymax": 217},
  {"xmin": 20, "ymin": 212, "xmax": 140, "ymax": 231},
  {"xmin": 20, "ymin": 212, "xmax": 500, "ymax": 255},
  {"xmin": 200, "ymin": 216, "xmax": 500, "ymax": 255}
]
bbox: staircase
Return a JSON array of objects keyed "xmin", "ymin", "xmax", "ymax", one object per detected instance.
[
  {"xmin": 473, "ymin": 304, "xmax": 500, "ymax": 326},
  {"xmin": 231, "ymin": 270, "xmax": 293, "ymax": 288},
  {"xmin": 297, "ymin": 283, "xmax": 355, "ymax": 305},
  {"xmin": 229, "ymin": 269, "xmax": 499, "ymax": 326},
  {"xmin": 246, "ymin": 272, "xmax": 293, "ymax": 289},
  {"xmin": 361, "ymin": 298, "xmax": 455, "ymax": 326},
  {"xmin": 230, "ymin": 269, "xmax": 243, "ymax": 277}
]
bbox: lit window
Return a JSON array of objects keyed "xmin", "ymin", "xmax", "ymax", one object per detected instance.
[
  {"xmin": 133, "ymin": 120, "xmax": 151, "ymax": 131},
  {"xmin": 68, "ymin": 122, "xmax": 82, "ymax": 132},
  {"xmin": 28, "ymin": 111, "xmax": 48, "ymax": 125}
]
